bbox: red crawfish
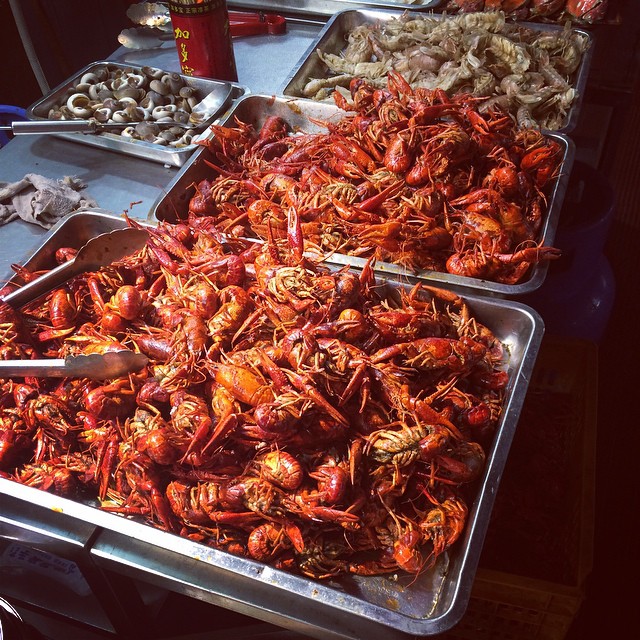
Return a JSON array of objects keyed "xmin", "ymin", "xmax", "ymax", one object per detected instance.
[
  {"xmin": 364, "ymin": 422, "xmax": 450, "ymax": 467},
  {"xmin": 419, "ymin": 494, "xmax": 468, "ymax": 559},
  {"xmin": 49, "ymin": 288, "xmax": 78, "ymax": 330},
  {"xmin": 247, "ymin": 521, "xmax": 304, "ymax": 562},
  {"xmin": 254, "ymin": 450, "xmax": 304, "ymax": 491},
  {"xmin": 371, "ymin": 336, "xmax": 487, "ymax": 374},
  {"xmin": 565, "ymin": 0, "xmax": 608, "ymax": 22}
]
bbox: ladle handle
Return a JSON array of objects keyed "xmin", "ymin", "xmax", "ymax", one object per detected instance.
[{"xmin": 8, "ymin": 120, "xmax": 97, "ymax": 134}]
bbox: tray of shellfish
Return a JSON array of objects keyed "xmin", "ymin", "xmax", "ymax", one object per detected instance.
[
  {"xmin": 151, "ymin": 92, "xmax": 575, "ymax": 298},
  {"xmin": 25, "ymin": 61, "xmax": 248, "ymax": 167},
  {"xmin": 0, "ymin": 207, "xmax": 543, "ymax": 639},
  {"xmin": 280, "ymin": 9, "xmax": 594, "ymax": 134}
]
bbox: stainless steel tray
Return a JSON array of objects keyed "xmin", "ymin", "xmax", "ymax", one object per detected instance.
[
  {"xmin": 0, "ymin": 210, "xmax": 544, "ymax": 638},
  {"xmin": 151, "ymin": 93, "xmax": 575, "ymax": 297},
  {"xmin": 1, "ymin": 210, "xmax": 132, "ymax": 289},
  {"xmin": 229, "ymin": 0, "xmax": 442, "ymax": 18},
  {"xmin": 280, "ymin": 9, "xmax": 593, "ymax": 135},
  {"xmin": 26, "ymin": 61, "xmax": 248, "ymax": 168}
]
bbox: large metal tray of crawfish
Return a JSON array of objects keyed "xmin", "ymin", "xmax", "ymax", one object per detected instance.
[
  {"xmin": 25, "ymin": 61, "xmax": 248, "ymax": 167},
  {"xmin": 280, "ymin": 8, "xmax": 594, "ymax": 135},
  {"xmin": 0, "ymin": 209, "xmax": 543, "ymax": 638},
  {"xmin": 151, "ymin": 93, "xmax": 574, "ymax": 297}
]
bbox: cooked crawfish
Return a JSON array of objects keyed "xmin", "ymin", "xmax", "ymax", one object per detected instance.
[
  {"xmin": 3, "ymin": 217, "xmax": 509, "ymax": 582},
  {"xmin": 364, "ymin": 422, "xmax": 450, "ymax": 467}
]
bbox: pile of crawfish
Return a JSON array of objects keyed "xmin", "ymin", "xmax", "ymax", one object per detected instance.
[
  {"xmin": 444, "ymin": 0, "xmax": 609, "ymax": 25},
  {"xmin": 191, "ymin": 72, "xmax": 563, "ymax": 284},
  {"xmin": 0, "ymin": 219, "xmax": 509, "ymax": 580}
]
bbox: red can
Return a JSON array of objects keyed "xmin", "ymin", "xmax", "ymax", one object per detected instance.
[{"xmin": 168, "ymin": 0, "xmax": 238, "ymax": 82}]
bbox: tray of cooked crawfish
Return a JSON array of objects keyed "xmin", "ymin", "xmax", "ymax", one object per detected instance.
[
  {"xmin": 281, "ymin": 9, "xmax": 593, "ymax": 134},
  {"xmin": 0, "ymin": 208, "xmax": 542, "ymax": 638},
  {"xmin": 152, "ymin": 91, "xmax": 574, "ymax": 297}
]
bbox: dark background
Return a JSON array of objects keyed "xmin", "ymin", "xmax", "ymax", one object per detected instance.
[
  {"xmin": 0, "ymin": 0, "xmax": 136, "ymax": 108},
  {"xmin": 0, "ymin": 1, "xmax": 639, "ymax": 638}
]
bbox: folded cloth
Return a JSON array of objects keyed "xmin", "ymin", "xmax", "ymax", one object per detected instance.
[{"xmin": 0, "ymin": 173, "xmax": 98, "ymax": 229}]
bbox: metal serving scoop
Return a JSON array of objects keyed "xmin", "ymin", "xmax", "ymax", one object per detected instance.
[
  {"xmin": 188, "ymin": 82, "xmax": 233, "ymax": 125},
  {"xmin": 1, "ymin": 227, "xmax": 149, "ymax": 309},
  {"xmin": 0, "ymin": 351, "xmax": 149, "ymax": 380}
]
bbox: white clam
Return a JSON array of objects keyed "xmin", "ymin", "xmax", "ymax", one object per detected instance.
[
  {"xmin": 142, "ymin": 65, "xmax": 164, "ymax": 80},
  {"xmin": 111, "ymin": 109, "xmax": 130, "ymax": 123},
  {"xmin": 80, "ymin": 72, "xmax": 100, "ymax": 85},
  {"xmin": 149, "ymin": 78, "xmax": 171, "ymax": 96},
  {"xmin": 66, "ymin": 93, "xmax": 93, "ymax": 118},
  {"xmin": 117, "ymin": 97, "xmax": 139, "ymax": 108},
  {"xmin": 162, "ymin": 73, "xmax": 184, "ymax": 94},
  {"xmin": 151, "ymin": 104, "xmax": 177, "ymax": 120},
  {"xmin": 111, "ymin": 76, "xmax": 129, "ymax": 91},
  {"xmin": 92, "ymin": 107, "xmax": 113, "ymax": 123},
  {"xmin": 172, "ymin": 109, "xmax": 190, "ymax": 125},
  {"xmin": 126, "ymin": 73, "xmax": 146, "ymax": 88}
]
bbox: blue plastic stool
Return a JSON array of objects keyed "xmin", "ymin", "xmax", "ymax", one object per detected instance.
[{"xmin": 0, "ymin": 105, "xmax": 28, "ymax": 147}]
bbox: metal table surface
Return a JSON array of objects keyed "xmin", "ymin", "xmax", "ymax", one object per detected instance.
[{"xmin": 0, "ymin": 17, "xmax": 323, "ymax": 282}]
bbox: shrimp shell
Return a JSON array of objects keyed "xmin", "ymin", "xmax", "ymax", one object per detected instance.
[
  {"xmin": 451, "ymin": 11, "xmax": 506, "ymax": 33},
  {"xmin": 486, "ymin": 34, "xmax": 531, "ymax": 75}
]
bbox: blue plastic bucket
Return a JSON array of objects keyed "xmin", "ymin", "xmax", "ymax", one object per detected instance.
[
  {"xmin": 522, "ymin": 161, "xmax": 616, "ymax": 342},
  {"xmin": 545, "ymin": 160, "xmax": 616, "ymax": 289},
  {"xmin": 0, "ymin": 105, "xmax": 28, "ymax": 147},
  {"xmin": 529, "ymin": 255, "xmax": 615, "ymax": 343}
]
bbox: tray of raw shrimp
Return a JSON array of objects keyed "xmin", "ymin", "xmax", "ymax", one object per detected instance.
[
  {"xmin": 151, "ymin": 92, "xmax": 575, "ymax": 298},
  {"xmin": 280, "ymin": 8, "xmax": 594, "ymax": 135},
  {"xmin": 0, "ymin": 206, "xmax": 543, "ymax": 639}
]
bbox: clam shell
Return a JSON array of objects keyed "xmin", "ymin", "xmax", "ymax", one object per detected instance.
[
  {"xmin": 111, "ymin": 110, "xmax": 131, "ymax": 123},
  {"xmin": 142, "ymin": 66, "xmax": 165, "ymax": 80},
  {"xmin": 113, "ymin": 86, "xmax": 144, "ymax": 101},
  {"xmin": 151, "ymin": 104, "xmax": 177, "ymax": 120},
  {"xmin": 172, "ymin": 109, "xmax": 190, "ymax": 125},
  {"xmin": 92, "ymin": 107, "xmax": 113, "ymax": 123},
  {"xmin": 149, "ymin": 78, "xmax": 171, "ymax": 96},
  {"xmin": 162, "ymin": 73, "xmax": 184, "ymax": 95},
  {"xmin": 80, "ymin": 72, "xmax": 100, "ymax": 85},
  {"xmin": 66, "ymin": 93, "xmax": 93, "ymax": 118},
  {"xmin": 134, "ymin": 121, "xmax": 160, "ymax": 138}
]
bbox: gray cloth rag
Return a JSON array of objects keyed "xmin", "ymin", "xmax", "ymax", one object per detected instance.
[{"xmin": 0, "ymin": 173, "xmax": 98, "ymax": 229}]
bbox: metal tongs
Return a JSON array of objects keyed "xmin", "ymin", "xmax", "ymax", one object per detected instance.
[
  {"xmin": 0, "ymin": 120, "xmax": 139, "ymax": 136},
  {"xmin": 0, "ymin": 227, "xmax": 151, "ymax": 380},
  {"xmin": 0, "ymin": 351, "xmax": 149, "ymax": 380}
]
